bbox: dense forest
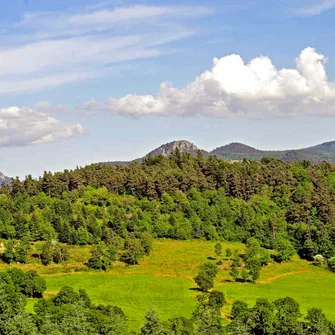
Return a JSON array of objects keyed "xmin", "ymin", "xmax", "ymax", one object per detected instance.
[{"xmin": 2, "ymin": 150, "xmax": 335, "ymax": 262}]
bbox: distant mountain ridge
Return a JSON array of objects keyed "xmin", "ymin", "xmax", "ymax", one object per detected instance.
[
  {"xmin": 0, "ymin": 171, "xmax": 11, "ymax": 185},
  {"xmin": 101, "ymin": 140, "xmax": 335, "ymax": 165}
]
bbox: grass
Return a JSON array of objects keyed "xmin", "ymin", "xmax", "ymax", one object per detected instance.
[
  {"xmin": 219, "ymin": 269, "xmax": 335, "ymax": 319},
  {"xmin": 44, "ymin": 273, "xmax": 196, "ymax": 330},
  {"xmin": 4, "ymin": 239, "xmax": 335, "ymax": 330}
]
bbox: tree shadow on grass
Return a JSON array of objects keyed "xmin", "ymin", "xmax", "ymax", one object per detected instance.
[
  {"xmin": 221, "ymin": 278, "xmax": 249, "ymax": 283},
  {"xmin": 207, "ymin": 256, "xmax": 216, "ymax": 260},
  {"xmin": 189, "ymin": 287, "xmax": 205, "ymax": 292}
]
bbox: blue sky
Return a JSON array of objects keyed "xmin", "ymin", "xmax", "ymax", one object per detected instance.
[{"xmin": 0, "ymin": 0, "xmax": 335, "ymax": 177}]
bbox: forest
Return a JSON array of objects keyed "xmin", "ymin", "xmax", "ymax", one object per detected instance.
[{"xmin": 1, "ymin": 150, "xmax": 335, "ymax": 263}]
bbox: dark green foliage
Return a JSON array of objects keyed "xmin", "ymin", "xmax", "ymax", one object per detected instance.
[
  {"xmin": 227, "ymin": 296, "xmax": 335, "ymax": 335},
  {"xmin": 40, "ymin": 241, "xmax": 53, "ymax": 266},
  {"xmin": 259, "ymin": 248, "xmax": 271, "ymax": 266},
  {"xmin": 327, "ymin": 257, "xmax": 335, "ymax": 272},
  {"xmin": 192, "ymin": 294, "xmax": 224, "ymax": 334},
  {"xmin": 141, "ymin": 309, "xmax": 163, "ymax": 335},
  {"xmin": 140, "ymin": 232, "xmax": 153, "ymax": 256},
  {"xmin": 53, "ymin": 244, "xmax": 70, "ymax": 264},
  {"xmin": 15, "ymin": 237, "xmax": 31, "ymax": 264},
  {"xmin": 304, "ymin": 307, "xmax": 333, "ymax": 335},
  {"xmin": 53, "ymin": 286, "xmax": 80, "ymax": 306},
  {"xmin": 247, "ymin": 258, "xmax": 261, "ymax": 282},
  {"xmin": 226, "ymin": 248, "xmax": 232, "ymax": 259},
  {"xmin": 214, "ymin": 243, "xmax": 222, "ymax": 258},
  {"xmin": 3, "ymin": 240, "xmax": 15, "ymax": 264},
  {"xmin": 199, "ymin": 262, "xmax": 219, "ymax": 278},
  {"xmin": 167, "ymin": 316, "xmax": 194, "ymax": 335},
  {"xmin": 34, "ymin": 286, "xmax": 128, "ymax": 335},
  {"xmin": 120, "ymin": 237, "xmax": 145, "ymax": 265},
  {"xmin": 87, "ymin": 243, "xmax": 113, "ymax": 271},
  {"xmin": 0, "ymin": 268, "xmax": 46, "ymax": 302},
  {"xmin": 231, "ymin": 300, "xmax": 249, "ymax": 320},
  {"xmin": 241, "ymin": 268, "xmax": 249, "ymax": 282},
  {"xmin": 194, "ymin": 271, "xmax": 214, "ymax": 292},
  {"xmin": 40, "ymin": 241, "xmax": 70, "ymax": 266},
  {"xmin": 274, "ymin": 297, "xmax": 302, "ymax": 335},
  {"xmin": 275, "ymin": 238, "xmax": 296, "ymax": 262},
  {"xmin": 229, "ymin": 266, "xmax": 239, "ymax": 282},
  {"xmin": 194, "ymin": 262, "xmax": 219, "ymax": 292},
  {"xmin": 208, "ymin": 290, "xmax": 226, "ymax": 309}
]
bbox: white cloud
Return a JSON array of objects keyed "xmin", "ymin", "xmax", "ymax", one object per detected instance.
[
  {"xmin": 294, "ymin": 0, "xmax": 335, "ymax": 16},
  {"xmin": 0, "ymin": 106, "xmax": 87, "ymax": 147},
  {"xmin": 0, "ymin": 5, "xmax": 211, "ymax": 94},
  {"xmin": 105, "ymin": 47, "xmax": 335, "ymax": 118},
  {"xmin": 79, "ymin": 99, "xmax": 99, "ymax": 111},
  {"xmin": 19, "ymin": 5, "xmax": 211, "ymax": 35},
  {"xmin": 34, "ymin": 101, "xmax": 68, "ymax": 114}
]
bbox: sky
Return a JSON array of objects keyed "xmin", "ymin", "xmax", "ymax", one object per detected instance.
[{"xmin": 0, "ymin": 0, "xmax": 335, "ymax": 178}]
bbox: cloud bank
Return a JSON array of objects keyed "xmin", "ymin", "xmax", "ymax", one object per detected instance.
[
  {"xmin": 106, "ymin": 47, "xmax": 335, "ymax": 118},
  {"xmin": 0, "ymin": 106, "xmax": 87, "ymax": 147}
]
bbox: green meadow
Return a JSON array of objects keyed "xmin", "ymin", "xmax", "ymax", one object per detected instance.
[{"xmin": 15, "ymin": 239, "xmax": 335, "ymax": 329}]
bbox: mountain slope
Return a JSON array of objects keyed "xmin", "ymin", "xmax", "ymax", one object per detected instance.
[{"xmin": 306, "ymin": 141, "xmax": 335, "ymax": 154}]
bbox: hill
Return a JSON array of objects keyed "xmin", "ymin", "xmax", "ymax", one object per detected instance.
[
  {"xmin": 147, "ymin": 140, "xmax": 208, "ymax": 158},
  {"xmin": 101, "ymin": 140, "xmax": 208, "ymax": 166},
  {"xmin": 101, "ymin": 139, "xmax": 335, "ymax": 165}
]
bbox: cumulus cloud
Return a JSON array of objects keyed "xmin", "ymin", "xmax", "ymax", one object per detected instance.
[
  {"xmin": 0, "ymin": 106, "xmax": 87, "ymax": 147},
  {"xmin": 106, "ymin": 47, "xmax": 335, "ymax": 118}
]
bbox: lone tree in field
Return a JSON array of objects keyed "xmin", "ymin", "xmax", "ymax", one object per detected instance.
[
  {"xmin": 194, "ymin": 262, "xmax": 219, "ymax": 292},
  {"xmin": 194, "ymin": 271, "xmax": 214, "ymax": 292},
  {"xmin": 226, "ymin": 248, "xmax": 232, "ymax": 259},
  {"xmin": 214, "ymin": 243, "xmax": 222, "ymax": 259}
]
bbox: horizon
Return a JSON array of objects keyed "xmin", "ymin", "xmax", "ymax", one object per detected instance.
[{"xmin": 4, "ymin": 137, "xmax": 335, "ymax": 179}]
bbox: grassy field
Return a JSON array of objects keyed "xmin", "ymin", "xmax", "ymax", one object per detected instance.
[{"xmin": 6, "ymin": 239, "xmax": 335, "ymax": 330}]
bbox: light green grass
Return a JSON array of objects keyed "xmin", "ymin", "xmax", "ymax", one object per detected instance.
[
  {"xmin": 44, "ymin": 273, "xmax": 197, "ymax": 330},
  {"xmin": 219, "ymin": 268, "xmax": 335, "ymax": 320},
  {"xmin": 16, "ymin": 239, "xmax": 335, "ymax": 330}
]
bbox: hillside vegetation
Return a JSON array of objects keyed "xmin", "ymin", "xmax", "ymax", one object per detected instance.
[
  {"xmin": 2, "ymin": 152, "xmax": 335, "ymax": 262},
  {"xmin": 1, "ymin": 152, "xmax": 335, "ymax": 333},
  {"xmin": 12, "ymin": 239, "xmax": 335, "ymax": 330}
]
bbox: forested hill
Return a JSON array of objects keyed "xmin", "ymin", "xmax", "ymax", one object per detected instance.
[
  {"xmin": 101, "ymin": 140, "xmax": 335, "ymax": 165},
  {"xmin": 3, "ymin": 152, "xmax": 335, "ymax": 261}
]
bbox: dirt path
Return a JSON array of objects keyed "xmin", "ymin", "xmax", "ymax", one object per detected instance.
[{"xmin": 259, "ymin": 270, "xmax": 310, "ymax": 284}]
